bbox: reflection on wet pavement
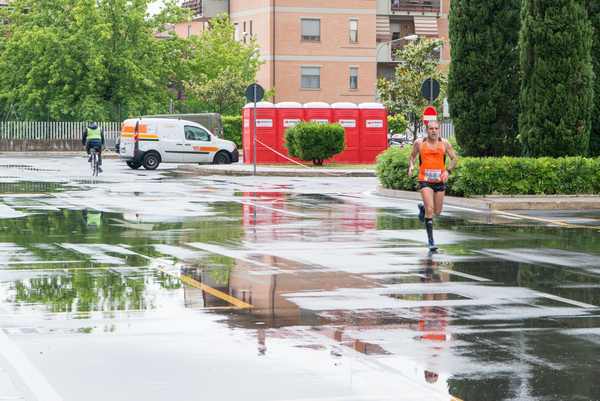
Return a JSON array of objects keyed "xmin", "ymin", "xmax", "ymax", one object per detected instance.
[{"xmin": 1, "ymin": 158, "xmax": 600, "ymax": 401}]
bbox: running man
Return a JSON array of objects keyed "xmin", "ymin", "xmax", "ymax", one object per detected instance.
[{"xmin": 407, "ymin": 120, "xmax": 458, "ymax": 251}]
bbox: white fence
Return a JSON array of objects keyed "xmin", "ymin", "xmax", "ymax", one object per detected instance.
[
  {"xmin": 418, "ymin": 120, "xmax": 454, "ymax": 139},
  {"xmin": 0, "ymin": 121, "xmax": 121, "ymax": 141}
]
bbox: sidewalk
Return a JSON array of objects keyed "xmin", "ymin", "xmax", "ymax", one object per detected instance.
[
  {"xmin": 376, "ymin": 187, "xmax": 600, "ymax": 211},
  {"xmin": 0, "ymin": 151, "xmax": 119, "ymax": 159},
  {"xmin": 176, "ymin": 163, "xmax": 376, "ymax": 177}
]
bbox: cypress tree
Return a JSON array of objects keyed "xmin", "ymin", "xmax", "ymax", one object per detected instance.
[
  {"xmin": 448, "ymin": 0, "xmax": 521, "ymax": 157},
  {"xmin": 519, "ymin": 0, "xmax": 593, "ymax": 157},
  {"xmin": 589, "ymin": 2, "xmax": 600, "ymax": 156}
]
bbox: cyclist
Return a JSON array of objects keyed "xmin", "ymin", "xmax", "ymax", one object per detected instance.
[
  {"xmin": 407, "ymin": 120, "xmax": 458, "ymax": 251},
  {"xmin": 82, "ymin": 122, "xmax": 105, "ymax": 173}
]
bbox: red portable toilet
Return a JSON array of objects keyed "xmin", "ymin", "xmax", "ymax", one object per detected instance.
[
  {"xmin": 331, "ymin": 102, "xmax": 360, "ymax": 163},
  {"xmin": 359, "ymin": 103, "xmax": 388, "ymax": 163},
  {"xmin": 242, "ymin": 102, "xmax": 277, "ymax": 164},
  {"xmin": 276, "ymin": 102, "xmax": 304, "ymax": 163},
  {"xmin": 303, "ymin": 102, "xmax": 332, "ymax": 124}
]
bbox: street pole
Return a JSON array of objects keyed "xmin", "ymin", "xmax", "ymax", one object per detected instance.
[
  {"xmin": 429, "ymin": 78, "xmax": 433, "ymax": 105},
  {"xmin": 253, "ymin": 86, "xmax": 257, "ymax": 176}
]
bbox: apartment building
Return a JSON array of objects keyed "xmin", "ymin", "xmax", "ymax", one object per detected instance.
[
  {"xmin": 174, "ymin": 0, "xmax": 228, "ymax": 38},
  {"xmin": 229, "ymin": 0, "xmax": 378, "ymax": 104},
  {"xmin": 376, "ymin": 0, "xmax": 450, "ymax": 79},
  {"xmin": 180, "ymin": 0, "xmax": 450, "ymax": 103}
]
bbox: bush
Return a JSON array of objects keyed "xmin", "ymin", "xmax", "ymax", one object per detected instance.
[
  {"xmin": 376, "ymin": 146, "xmax": 600, "ymax": 196},
  {"xmin": 376, "ymin": 146, "xmax": 418, "ymax": 191},
  {"xmin": 222, "ymin": 115, "xmax": 242, "ymax": 148},
  {"xmin": 285, "ymin": 122, "xmax": 345, "ymax": 165}
]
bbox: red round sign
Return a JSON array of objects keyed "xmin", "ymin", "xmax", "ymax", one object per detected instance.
[{"xmin": 422, "ymin": 106, "xmax": 438, "ymax": 126}]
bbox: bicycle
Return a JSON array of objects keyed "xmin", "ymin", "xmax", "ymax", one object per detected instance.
[{"xmin": 90, "ymin": 148, "xmax": 100, "ymax": 176}]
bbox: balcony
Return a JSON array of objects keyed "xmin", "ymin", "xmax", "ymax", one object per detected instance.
[
  {"xmin": 377, "ymin": 38, "xmax": 441, "ymax": 63},
  {"xmin": 377, "ymin": 39, "xmax": 412, "ymax": 63},
  {"xmin": 181, "ymin": 0, "xmax": 202, "ymax": 17},
  {"xmin": 391, "ymin": 0, "xmax": 440, "ymax": 14}
]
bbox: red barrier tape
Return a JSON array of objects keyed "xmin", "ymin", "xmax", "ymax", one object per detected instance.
[{"xmin": 254, "ymin": 139, "xmax": 357, "ymax": 177}]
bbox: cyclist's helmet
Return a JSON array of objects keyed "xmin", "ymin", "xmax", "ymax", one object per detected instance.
[{"xmin": 88, "ymin": 122, "xmax": 98, "ymax": 129}]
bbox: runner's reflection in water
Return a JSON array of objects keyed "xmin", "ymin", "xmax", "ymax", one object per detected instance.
[
  {"xmin": 257, "ymin": 328, "xmax": 267, "ymax": 356},
  {"xmin": 417, "ymin": 257, "xmax": 450, "ymax": 384}
]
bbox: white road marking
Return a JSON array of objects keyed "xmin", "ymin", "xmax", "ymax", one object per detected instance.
[
  {"xmin": 0, "ymin": 329, "xmax": 63, "ymax": 401},
  {"xmin": 537, "ymin": 293, "xmax": 597, "ymax": 309},
  {"xmin": 440, "ymin": 269, "xmax": 491, "ymax": 282}
]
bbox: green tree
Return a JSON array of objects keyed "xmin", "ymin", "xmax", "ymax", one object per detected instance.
[
  {"xmin": 387, "ymin": 114, "xmax": 409, "ymax": 135},
  {"xmin": 181, "ymin": 15, "xmax": 262, "ymax": 115},
  {"xmin": 377, "ymin": 39, "xmax": 446, "ymax": 141},
  {"xmin": 519, "ymin": 0, "xmax": 594, "ymax": 157},
  {"xmin": 448, "ymin": 0, "xmax": 521, "ymax": 156},
  {"xmin": 589, "ymin": 1, "xmax": 600, "ymax": 156},
  {"xmin": 0, "ymin": 0, "xmax": 185, "ymax": 121}
]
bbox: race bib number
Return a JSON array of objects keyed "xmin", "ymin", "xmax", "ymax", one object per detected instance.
[{"xmin": 425, "ymin": 169, "xmax": 442, "ymax": 182}]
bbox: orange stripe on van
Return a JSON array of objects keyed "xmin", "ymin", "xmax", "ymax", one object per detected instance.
[
  {"xmin": 122, "ymin": 124, "xmax": 148, "ymax": 133},
  {"xmin": 195, "ymin": 146, "xmax": 219, "ymax": 152},
  {"xmin": 121, "ymin": 133, "xmax": 158, "ymax": 139}
]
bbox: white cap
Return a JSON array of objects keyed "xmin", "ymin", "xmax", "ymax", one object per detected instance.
[
  {"xmin": 276, "ymin": 102, "xmax": 302, "ymax": 108},
  {"xmin": 303, "ymin": 102, "xmax": 330, "ymax": 109},
  {"xmin": 331, "ymin": 102, "xmax": 358, "ymax": 109},
  {"xmin": 243, "ymin": 102, "xmax": 275, "ymax": 109},
  {"xmin": 358, "ymin": 102, "xmax": 385, "ymax": 109}
]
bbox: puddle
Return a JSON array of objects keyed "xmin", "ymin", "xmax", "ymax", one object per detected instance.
[{"xmin": 0, "ymin": 173, "xmax": 599, "ymax": 400}]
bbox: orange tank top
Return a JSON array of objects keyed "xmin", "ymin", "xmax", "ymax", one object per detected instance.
[{"xmin": 418, "ymin": 140, "xmax": 446, "ymax": 182}]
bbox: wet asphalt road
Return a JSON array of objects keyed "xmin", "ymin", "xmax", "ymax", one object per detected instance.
[{"xmin": 1, "ymin": 157, "xmax": 600, "ymax": 401}]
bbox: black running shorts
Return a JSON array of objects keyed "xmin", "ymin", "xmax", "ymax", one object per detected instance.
[{"xmin": 418, "ymin": 181, "xmax": 447, "ymax": 193}]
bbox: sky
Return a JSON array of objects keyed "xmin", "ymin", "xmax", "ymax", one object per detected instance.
[{"xmin": 148, "ymin": 1, "xmax": 164, "ymax": 15}]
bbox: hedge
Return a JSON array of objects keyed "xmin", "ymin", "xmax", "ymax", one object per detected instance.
[
  {"xmin": 376, "ymin": 145, "xmax": 600, "ymax": 197},
  {"xmin": 222, "ymin": 115, "xmax": 242, "ymax": 148},
  {"xmin": 285, "ymin": 122, "xmax": 345, "ymax": 165}
]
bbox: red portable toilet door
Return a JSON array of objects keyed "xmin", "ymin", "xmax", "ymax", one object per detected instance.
[{"xmin": 359, "ymin": 103, "xmax": 388, "ymax": 163}]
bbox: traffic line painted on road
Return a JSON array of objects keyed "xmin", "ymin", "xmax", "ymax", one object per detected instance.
[
  {"xmin": 158, "ymin": 267, "xmax": 252, "ymax": 309},
  {"xmin": 537, "ymin": 293, "xmax": 597, "ymax": 309},
  {"xmin": 179, "ymin": 274, "xmax": 253, "ymax": 309},
  {"xmin": 0, "ymin": 329, "xmax": 63, "ymax": 401},
  {"xmin": 493, "ymin": 210, "xmax": 600, "ymax": 231},
  {"xmin": 441, "ymin": 269, "xmax": 491, "ymax": 282}
]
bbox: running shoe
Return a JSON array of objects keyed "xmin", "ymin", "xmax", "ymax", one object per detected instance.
[{"xmin": 428, "ymin": 239, "xmax": 438, "ymax": 252}]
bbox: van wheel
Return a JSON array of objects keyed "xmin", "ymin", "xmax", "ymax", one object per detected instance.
[
  {"xmin": 127, "ymin": 161, "xmax": 142, "ymax": 170},
  {"xmin": 213, "ymin": 151, "xmax": 231, "ymax": 165},
  {"xmin": 142, "ymin": 152, "xmax": 161, "ymax": 170}
]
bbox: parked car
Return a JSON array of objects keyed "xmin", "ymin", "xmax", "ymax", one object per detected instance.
[
  {"xmin": 119, "ymin": 118, "xmax": 239, "ymax": 170},
  {"xmin": 388, "ymin": 133, "xmax": 412, "ymax": 148}
]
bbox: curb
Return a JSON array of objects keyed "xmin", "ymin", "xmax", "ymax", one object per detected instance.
[
  {"xmin": 0, "ymin": 151, "xmax": 120, "ymax": 159},
  {"xmin": 176, "ymin": 165, "xmax": 376, "ymax": 177},
  {"xmin": 375, "ymin": 187, "xmax": 600, "ymax": 211}
]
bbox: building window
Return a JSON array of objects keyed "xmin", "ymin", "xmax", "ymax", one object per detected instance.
[
  {"xmin": 349, "ymin": 19, "xmax": 358, "ymax": 43},
  {"xmin": 301, "ymin": 18, "xmax": 320, "ymax": 42},
  {"xmin": 301, "ymin": 67, "xmax": 321, "ymax": 89},
  {"xmin": 349, "ymin": 67, "xmax": 358, "ymax": 90},
  {"xmin": 250, "ymin": 20, "xmax": 253, "ymax": 37},
  {"xmin": 185, "ymin": 126, "xmax": 211, "ymax": 141},
  {"xmin": 243, "ymin": 21, "xmax": 247, "ymax": 43}
]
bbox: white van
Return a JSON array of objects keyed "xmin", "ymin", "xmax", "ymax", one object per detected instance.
[{"xmin": 118, "ymin": 118, "xmax": 239, "ymax": 170}]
